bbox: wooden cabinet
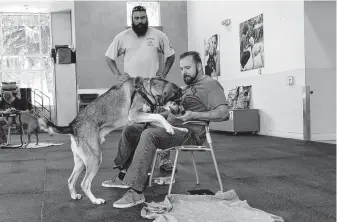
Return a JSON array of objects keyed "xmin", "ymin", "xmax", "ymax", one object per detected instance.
[{"xmin": 210, "ymin": 109, "xmax": 260, "ymax": 135}]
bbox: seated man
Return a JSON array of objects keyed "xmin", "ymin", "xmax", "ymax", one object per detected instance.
[
  {"xmin": 2, "ymin": 91, "xmax": 28, "ymax": 111},
  {"xmin": 0, "ymin": 91, "xmax": 29, "ymax": 145},
  {"xmin": 102, "ymin": 51, "xmax": 229, "ymax": 209}
]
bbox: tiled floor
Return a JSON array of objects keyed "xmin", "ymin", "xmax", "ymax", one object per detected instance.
[{"xmin": 0, "ymin": 132, "xmax": 335, "ymax": 222}]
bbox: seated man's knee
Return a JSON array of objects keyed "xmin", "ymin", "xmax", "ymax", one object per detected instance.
[
  {"xmin": 121, "ymin": 124, "xmax": 140, "ymax": 137},
  {"xmin": 140, "ymin": 128, "xmax": 160, "ymax": 143},
  {"xmin": 122, "ymin": 124, "xmax": 134, "ymax": 134}
]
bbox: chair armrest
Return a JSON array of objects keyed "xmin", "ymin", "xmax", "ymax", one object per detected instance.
[{"xmin": 182, "ymin": 121, "xmax": 208, "ymax": 126}]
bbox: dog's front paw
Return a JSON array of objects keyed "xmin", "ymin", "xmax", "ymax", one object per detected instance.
[
  {"xmin": 71, "ymin": 194, "xmax": 82, "ymax": 200},
  {"xmin": 164, "ymin": 124, "xmax": 174, "ymax": 135},
  {"xmin": 92, "ymin": 198, "xmax": 106, "ymax": 205},
  {"xmin": 174, "ymin": 127, "xmax": 189, "ymax": 133}
]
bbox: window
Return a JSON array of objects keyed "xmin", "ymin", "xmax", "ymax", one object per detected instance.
[
  {"xmin": 126, "ymin": 1, "xmax": 160, "ymax": 27},
  {"xmin": 0, "ymin": 13, "xmax": 53, "ymax": 105}
]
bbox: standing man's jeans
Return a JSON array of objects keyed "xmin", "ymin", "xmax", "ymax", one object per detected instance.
[{"xmin": 114, "ymin": 123, "xmax": 200, "ymax": 192}]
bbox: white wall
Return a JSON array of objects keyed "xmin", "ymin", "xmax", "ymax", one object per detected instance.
[
  {"xmin": 304, "ymin": 1, "xmax": 336, "ymax": 141},
  {"xmin": 51, "ymin": 12, "xmax": 77, "ymax": 125},
  {"xmin": 187, "ymin": 1, "xmax": 306, "ymax": 139}
]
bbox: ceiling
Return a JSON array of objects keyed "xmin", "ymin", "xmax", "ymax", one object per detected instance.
[{"xmin": 0, "ymin": 1, "xmax": 74, "ymax": 13}]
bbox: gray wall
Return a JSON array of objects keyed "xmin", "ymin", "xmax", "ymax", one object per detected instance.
[{"xmin": 75, "ymin": 1, "xmax": 188, "ymax": 89}]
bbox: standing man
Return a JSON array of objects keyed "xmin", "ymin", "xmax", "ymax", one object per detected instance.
[
  {"xmin": 105, "ymin": 5, "xmax": 175, "ymax": 81},
  {"xmin": 103, "ymin": 5, "xmax": 176, "ymax": 188}
]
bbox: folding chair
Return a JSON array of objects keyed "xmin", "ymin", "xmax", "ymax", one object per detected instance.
[{"xmin": 149, "ymin": 121, "xmax": 223, "ymax": 195}]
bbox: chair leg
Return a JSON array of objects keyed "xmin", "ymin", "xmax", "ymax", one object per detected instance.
[
  {"xmin": 190, "ymin": 151, "xmax": 199, "ymax": 185},
  {"xmin": 209, "ymin": 144, "xmax": 223, "ymax": 192},
  {"xmin": 149, "ymin": 149, "xmax": 159, "ymax": 187},
  {"xmin": 168, "ymin": 149, "xmax": 179, "ymax": 195}
]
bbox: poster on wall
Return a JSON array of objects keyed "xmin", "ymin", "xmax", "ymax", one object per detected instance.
[
  {"xmin": 204, "ymin": 34, "xmax": 220, "ymax": 77},
  {"xmin": 239, "ymin": 13, "xmax": 264, "ymax": 72}
]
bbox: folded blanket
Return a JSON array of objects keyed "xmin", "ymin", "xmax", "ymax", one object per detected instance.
[
  {"xmin": 25, "ymin": 142, "xmax": 63, "ymax": 149},
  {"xmin": 141, "ymin": 190, "xmax": 284, "ymax": 222}
]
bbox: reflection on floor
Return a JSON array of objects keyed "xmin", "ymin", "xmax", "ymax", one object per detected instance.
[{"xmin": 315, "ymin": 140, "xmax": 336, "ymax": 145}]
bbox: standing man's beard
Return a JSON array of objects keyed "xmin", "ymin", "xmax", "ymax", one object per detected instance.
[{"xmin": 132, "ymin": 21, "xmax": 149, "ymax": 36}]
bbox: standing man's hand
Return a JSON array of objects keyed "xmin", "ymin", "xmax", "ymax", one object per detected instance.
[
  {"xmin": 117, "ymin": 72, "xmax": 130, "ymax": 82},
  {"xmin": 155, "ymin": 71, "xmax": 165, "ymax": 79}
]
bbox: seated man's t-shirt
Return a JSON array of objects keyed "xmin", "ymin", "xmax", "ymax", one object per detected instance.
[
  {"xmin": 11, "ymin": 98, "xmax": 28, "ymax": 111},
  {"xmin": 167, "ymin": 76, "xmax": 228, "ymax": 141}
]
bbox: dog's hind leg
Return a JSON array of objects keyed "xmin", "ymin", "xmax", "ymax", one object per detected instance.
[
  {"xmin": 35, "ymin": 128, "xmax": 39, "ymax": 145},
  {"xmin": 26, "ymin": 125, "xmax": 34, "ymax": 148},
  {"xmin": 68, "ymin": 136, "xmax": 85, "ymax": 200},
  {"xmin": 81, "ymin": 153, "xmax": 104, "ymax": 204},
  {"xmin": 68, "ymin": 154, "xmax": 85, "ymax": 200},
  {"xmin": 79, "ymin": 140, "xmax": 105, "ymax": 204}
]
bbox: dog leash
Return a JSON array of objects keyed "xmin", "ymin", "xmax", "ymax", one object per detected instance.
[
  {"xmin": 130, "ymin": 77, "xmax": 161, "ymax": 130},
  {"xmin": 131, "ymin": 77, "xmax": 158, "ymax": 113}
]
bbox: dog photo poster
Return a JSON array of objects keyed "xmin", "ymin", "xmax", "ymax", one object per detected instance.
[
  {"xmin": 204, "ymin": 34, "xmax": 220, "ymax": 77},
  {"xmin": 239, "ymin": 13, "xmax": 264, "ymax": 72}
]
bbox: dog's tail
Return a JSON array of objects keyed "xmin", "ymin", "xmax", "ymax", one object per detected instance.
[{"xmin": 38, "ymin": 118, "xmax": 73, "ymax": 135}]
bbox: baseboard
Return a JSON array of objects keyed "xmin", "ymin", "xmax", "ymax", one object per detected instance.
[
  {"xmin": 311, "ymin": 133, "xmax": 336, "ymax": 141},
  {"xmin": 259, "ymin": 130, "xmax": 304, "ymax": 140},
  {"xmin": 260, "ymin": 131, "xmax": 336, "ymax": 141}
]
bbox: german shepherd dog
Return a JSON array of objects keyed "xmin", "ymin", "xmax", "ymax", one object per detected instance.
[{"xmin": 38, "ymin": 77, "xmax": 186, "ymax": 204}]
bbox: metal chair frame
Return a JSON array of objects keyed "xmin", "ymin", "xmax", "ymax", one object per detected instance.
[{"xmin": 149, "ymin": 121, "xmax": 223, "ymax": 194}]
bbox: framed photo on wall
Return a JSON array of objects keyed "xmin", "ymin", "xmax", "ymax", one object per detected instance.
[
  {"xmin": 204, "ymin": 34, "xmax": 220, "ymax": 77},
  {"xmin": 239, "ymin": 13, "xmax": 264, "ymax": 72}
]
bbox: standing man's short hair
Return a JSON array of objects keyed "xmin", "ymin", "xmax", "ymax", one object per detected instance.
[{"xmin": 132, "ymin": 5, "xmax": 146, "ymax": 15}]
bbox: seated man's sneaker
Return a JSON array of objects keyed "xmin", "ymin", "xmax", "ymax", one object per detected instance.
[
  {"xmin": 113, "ymin": 189, "xmax": 145, "ymax": 208},
  {"xmin": 101, "ymin": 175, "xmax": 130, "ymax": 188}
]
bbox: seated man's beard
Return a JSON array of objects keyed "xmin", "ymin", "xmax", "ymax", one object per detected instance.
[
  {"xmin": 184, "ymin": 73, "xmax": 197, "ymax": 85},
  {"xmin": 132, "ymin": 21, "xmax": 148, "ymax": 36}
]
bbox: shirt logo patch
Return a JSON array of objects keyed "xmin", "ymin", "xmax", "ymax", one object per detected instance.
[{"xmin": 146, "ymin": 37, "xmax": 155, "ymax": 47}]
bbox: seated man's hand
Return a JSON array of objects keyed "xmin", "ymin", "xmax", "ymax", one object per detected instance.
[{"xmin": 174, "ymin": 110, "xmax": 196, "ymax": 122}]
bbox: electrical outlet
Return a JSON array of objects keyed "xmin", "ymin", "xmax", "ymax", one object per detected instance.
[{"xmin": 288, "ymin": 76, "xmax": 294, "ymax": 85}]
